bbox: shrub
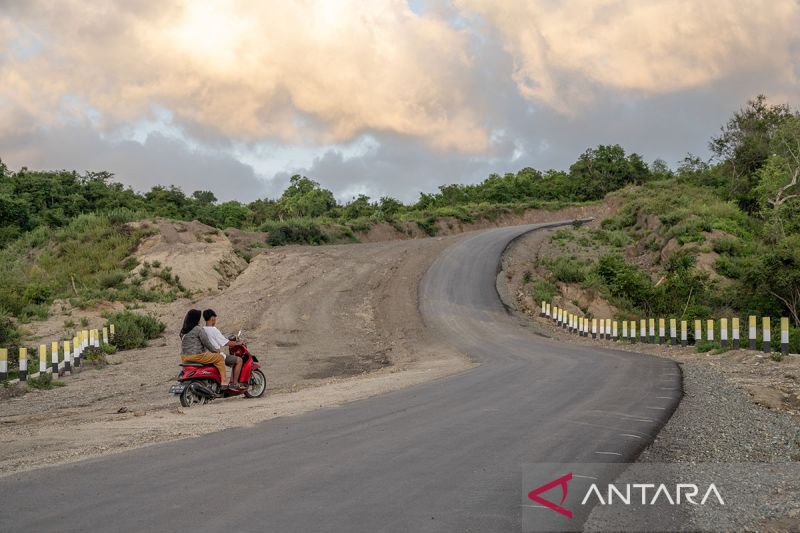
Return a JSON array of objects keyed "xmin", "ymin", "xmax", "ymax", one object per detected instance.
[
  {"xmin": 27, "ymin": 373, "xmax": 65, "ymax": 390},
  {"xmin": 530, "ymin": 278, "xmax": 558, "ymax": 304},
  {"xmin": 0, "ymin": 314, "xmax": 21, "ymax": 346},
  {"xmin": 104, "ymin": 311, "xmax": 166, "ymax": 350},
  {"xmin": 98, "ymin": 270, "xmax": 128, "ymax": 289},
  {"xmin": 544, "ymin": 256, "xmax": 589, "ymax": 283},
  {"xmin": 266, "ymin": 221, "xmax": 329, "ymax": 246},
  {"xmin": 594, "ymin": 254, "xmax": 653, "ymax": 310},
  {"xmin": 712, "ymin": 237, "xmax": 741, "ymax": 256},
  {"xmin": 415, "ymin": 218, "xmax": 439, "ymax": 237}
]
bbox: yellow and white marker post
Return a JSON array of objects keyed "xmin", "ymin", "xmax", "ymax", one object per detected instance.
[
  {"xmin": 605, "ymin": 319, "xmax": 612, "ymax": 340},
  {"xmin": 64, "ymin": 340, "xmax": 72, "ymax": 374},
  {"xmin": 51, "ymin": 341, "xmax": 59, "ymax": 375},
  {"xmin": 706, "ymin": 319, "xmax": 714, "ymax": 342},
  {"xmin": 110, "ymin": 323, "xmax": 115, "ymax": 341},
  {"xmin": 781, "ymin": 317, "xmax": 789, "ymax": 356},
  {"xmin": 640, "ymin": 319, "xmax": 647, "ymax": 344},
  {"xmin": 612, "ymin": 320, "xmax": 618, "ymax": 340},
  {"xmin": 669, "ymin": 318, "xmax": 677, "ymax": 346},
  {"xmin": 102, "ymin": 327, "xmax": 109, "ymax": 345},
  {"xmin": 0, "ymin": 348, "xmax": 7, "ymax": 381},
  {"xmin": 546, "ymin": 303, "xmax": 551, "ymax": 319},
  {"xmin": 763, "ymin": 317, "xmax": 771, "ymax": 353},
  {"xmin": 622, "ymin": 320, "xmax": 628, "ymax": 341},
  {"xmin": 541, "ymin": 301, "xmax": 546, "ymax": 317},
  {"xmin": 732, "ymin": 318, "xmax": 741, "ymax": 349},
  {"xmin": 648, "ymin": 318, "xmax": 656, "ymax": 344},
  {"xmin": 749, "ymin": 316, "xmax": 757, "ymax": 350},
  {"xmin": 630, "ymin": 320, "xmax": 637, "ymax": 344},
  {"xmin": 553, "ymin": 306, "xmax": 558, "ymax": 325},
  {"xmin": 681, "ymin": 320, "xmax": 688, "ymax": 347},
  {"xmin": 38, "ymin": 344, "xmax": 47, "ymax": 375},
  {"xmin": 694, "ymin": 319, "xmax": 702, "ymax": 346},
  {"xmin": 658, "ymin": 318, "xmax": 666, "ymax": 344},
  {"xmin": 19, "ymin": 347, "xmax": 28, "ymax": 382},
  {"xmin": 720, "ymin": 318, "xmax": 729, "ymax": 348},
  {"xmin": 74, "ymin": 335, "xmax": 82, "ymax": 368},
  {"xmin": 591, "ymin": 318, "xmax": 597, "ymax": 339},
  {"xmin": 599, "ymin": 319, "xmax": 605, "ymax": 339}
]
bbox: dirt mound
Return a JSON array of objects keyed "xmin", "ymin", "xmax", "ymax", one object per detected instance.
[{"xmin": 132, "ymin": 220, "xmax": 248, "ymax": 293}]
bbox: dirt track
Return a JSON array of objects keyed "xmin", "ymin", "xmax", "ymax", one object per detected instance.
[{"xmin": 0, "ymin": 237, "xmax": 471, "ymax": 475}]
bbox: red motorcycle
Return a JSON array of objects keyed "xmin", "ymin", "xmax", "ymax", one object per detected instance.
[{"xmin": 170, "ymin": 332, "xmax": 267, "ymax": 407}]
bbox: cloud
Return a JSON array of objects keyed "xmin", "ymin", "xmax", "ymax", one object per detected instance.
[
  {"xmin": 0, "ymin": 0, "xmax": 487, "ymax": 152},
  {"xmin": 456, "ymin": 0, "xmax": 800, "ymax": 112},
  {"xmin": 0, "ymin": 113, "xmax": 272, "ymax": 202}
]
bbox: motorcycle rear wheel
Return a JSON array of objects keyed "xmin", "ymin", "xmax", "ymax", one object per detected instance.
[
  {"xmin": 180, "ymin": 382, "xmax": 206, "ymax": 408},
  {"xmin": 245, "ymin": 369, "xmax": 267, "ymax": 398}
]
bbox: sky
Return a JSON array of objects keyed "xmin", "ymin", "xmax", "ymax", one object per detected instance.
[{"xmin": 1, "ymin": 0, "xmax": 798, "ymax": 203}]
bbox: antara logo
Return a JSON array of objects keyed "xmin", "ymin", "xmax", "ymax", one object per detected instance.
[{"xmin": 528, "ymin": 473, "xmax": 725, "ymax": 519}]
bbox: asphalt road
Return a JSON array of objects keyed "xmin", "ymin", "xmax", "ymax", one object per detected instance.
[{"xmin": 0, "ymin": 223, "xmax": 681, "ymax": 532}]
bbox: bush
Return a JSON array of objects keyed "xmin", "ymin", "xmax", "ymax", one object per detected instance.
[
  {"xmin": 530, "ymin": 278, "xmax": 558, "ymax": 304},
  {"xmin": 0, "ymin": 314, "xmax": 21, "ymax": 346},
  {"xmin": 594, "ymin": 254, "xmax": 653, "ymax": 310},
  {"xmin": 265, "ymin": 221, "xmax": 329, "ymax": 246},
  {"xmin": 104, "ymin": 311, "xmax": 166, "ymax": 349},
  {"xmin": 27, "ymin": 373, "xmax": 65, "ymax": 390},
  {"xmin": 544, "ymin": 256, "xmax": 590, "ymax": 283},
  {"xmin": 98, "ymin": 270, "xmax": 128, "ymax": 289}
]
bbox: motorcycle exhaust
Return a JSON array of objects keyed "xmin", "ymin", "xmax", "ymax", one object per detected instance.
[{"xmin": 189, "ymin": 381, "xmax": 216, "ymax": 399}]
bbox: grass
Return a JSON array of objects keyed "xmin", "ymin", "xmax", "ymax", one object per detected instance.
[
  {"xmin": 102, "ymin": 310, "xmax": 166, "ymax": 349},
  {"xmin": 26, "ymin": 373, "xmax": 66, "ymax": 390}
]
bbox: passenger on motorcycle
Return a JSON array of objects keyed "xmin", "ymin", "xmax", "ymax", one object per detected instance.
[
  {"xmin": 202, "ymin": 309, "xmax": 245, "ymax": 390},
  {"xmin": 179, "ymin": 309, "xmax": 235, "ymax": 391}
]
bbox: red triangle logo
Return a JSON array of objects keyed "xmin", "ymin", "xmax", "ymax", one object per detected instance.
[{"xmin": 528, "ymin": 472, "xmax": 573, "ymax": 518}]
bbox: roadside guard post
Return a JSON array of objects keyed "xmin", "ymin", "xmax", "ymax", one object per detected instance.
[
  {"xmin": 19, "ymin": 347, "xmax": 28, "ymax": 382},
  {"xmin": 640, "ymin": 319, "xmax": 647, "ymax": 343},
  {"xmin": 749, "ymin": 316, "xmax": 757, "ymax": 350},
  {"xmin": 781, "ymin": 318, "xmax": 789, "ymax": 356},
  {"xmin": 648, "ymin": 318, "xmax": 655, "ymax": 344},
  {"xmin": 591, "ymin": 319, "xmax": 597, "ymax": 339},
  {"xmin": 658, "ymin": 318, "xmax": 665, "ymax": 344},
  {"xmin": 681, "ymin": 320, "xmax": 688, "ymax": 347},
  {"xmin": 669, "ymin": 318, "xmax": 677, "ymax": 345},
  {"xmin": 606, "ymin": 319, "xmax": 612, "ymax": 340},
  {"xmin": 732, "ymin": 318, "xmax": 740, "ymax": 349},
  {"xmin": 64, "ymin": 340, "xmax": 72, "ymax": 373},
  {"xmin": 720, "ymin": 318, "xmax": 729, "ymax": 348},
  {"xmin": 102, "ymin": 327, "xmax": 109, "ymax": 345},
  {"xmin": 622, "ymin": 320, "xmax": 628, "ymax": 340},
  {"xmin": 0, "ymin": 348, "xmax": 7, "ymax": 381},
  {"xmin": 763, "ymin": 317, "xmax": 771, "ymax": 353},
  {"xmin": 110, "ymin": 323, "xmax": 115, "ymax": 340},
  {"xmin": 39, "ymin": 344, "xmax": 47, "ymax": 374},
  {"xmin": 51, "ymin": 341, "xmax": 59, "ymax": 375},
  {"xmin": 694, "ymin": 320, "xmax": 702, "ymax": 345},
  {"xmin": 612, "ymin": 320, "xmax": 618, "ymax": 340},
  {"xmin": 630, "ymin": 320, "xmax": 637, "ymax": 343},
  {"xmin": 706, "ymin": 319, "xmax": 714, "ymax": 342}
]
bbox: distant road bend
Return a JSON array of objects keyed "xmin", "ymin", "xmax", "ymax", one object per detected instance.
[{"xmin": 0, "ymin": 222, "xmax": 681, "ymax": 532}]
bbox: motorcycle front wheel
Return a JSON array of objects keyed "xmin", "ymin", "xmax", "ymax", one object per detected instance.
[{"xmin": 245, "ymin": 369, "xmax": 267, "ymax": 398}]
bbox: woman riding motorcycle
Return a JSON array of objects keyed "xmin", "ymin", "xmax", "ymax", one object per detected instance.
[{"xmin": 179, "ymin": 309, "xmax": 242, "ymax": 391}]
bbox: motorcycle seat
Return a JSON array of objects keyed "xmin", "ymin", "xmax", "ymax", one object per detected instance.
[{"xmin": 180, "ymin": 363, "xmax": 207, "ymax": 367}]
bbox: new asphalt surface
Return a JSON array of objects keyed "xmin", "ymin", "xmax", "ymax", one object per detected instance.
[{"xmin": 0, "ymin": 223, "xmax": 681, "ymax": 532}]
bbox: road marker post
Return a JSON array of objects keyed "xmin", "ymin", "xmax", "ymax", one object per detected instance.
[
  {"xmin": 781, "ymin": 318, "xmax": 789, "ymax": 356},
  {"xmin": 658, "ymin": 318, "xmax": 665, "ymax": 344},
  {"xmin": 670, "ymin": 318, "xmax": 677, "ymax": 345},
  {"xmin": 681, "ymin": 320, "xmax": 688, "ymax": 347},
  {"xmin": 640, "ymin": 319, "xmax": 647, "ymax": 343},
  {"xmin": 541, "ymin": 301, "xmax": 546, "ymax": 317},
  {"xmin": 599, "ymin": 319, "xmax": 605, "ymax": 339},
  {"xmin": 763, "ymin": 317, "xmax": 771, "ymax": 353},
  {"xmin": 605, "ymin": 319, "xmax": 611, "ymax": 340},
  {"xmin": 19, "ymin": 347, "xmax": 27, "ymax": 382},
  {"xmin": 630, "ymin": 320, "xmax": 637, "ymax": 343},
  {"xmin": 51, "ymin": 341, "xmax": 59, "ymax": 375},
  {"xmin": 732, "ymin": 318, "xmax": 740, "ymax": 349},
  {"xmin": 64, "ymin": 340, "xmax": 72, "ymax": 373},
  {"xmin": 622, "ymin": 321, "xmax": 628, "ymax": 340},
  {"xmin": 546, "ymin": 303, "xmax": 551, "ymax": 319},
  {"xmin": 109, "ymin": 323, "xmax": 115, "ymax": 340},
  {"xmin": 720, "ymin": 318, "xmax": 729, "ymax": 348},
  {"xmin": 648, "ymin": 318, "xmax": 655, "ymax": 344},
  {"xmin": 612, "ymin": 320, "xmax": 618, "ymax": 340},
  {"xmin": 39, "ymin": 344, "xmax": 47, "ymax": 374},
  {"xmin": 706, "ymin": 319, "xmax": 714, "ymax": 342},
  {"xmin": 749, "ymin": 316, "xmax": 757, "ymax": 350},
  {"xmin": 102, "ymin": 327, "xmax": 109, "ymax": 345},
  {"xmin": 73, "ymin": 335, "xmax": 81, "ymax": 368},
  {"xmin": 0, "ymin": 348, "xmax": 7, "ymax": 381},
  {"xmin": 694, "ymin": 320, "xmax": 702, "ymax": 345},
  {"xmin": 591, "ymin": 319, "xmax": 597, "ymax": 339},
  {"xmin": 553, "ymin": 306, "xmax": 559, "ymax": 325}
]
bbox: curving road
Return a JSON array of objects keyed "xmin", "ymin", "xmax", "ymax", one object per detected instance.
[{"xmin": 0, "ymin": 223, "xmax": 680, "ymax": 532}]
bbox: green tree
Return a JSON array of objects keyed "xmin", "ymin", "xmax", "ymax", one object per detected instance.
[
  {"xmin": 710, "ymin": 94, "xmax": 793, "ymax": 212},
  {"xmin": 278, "ymin": 175, "xmax": 337, "ymax": 218}
]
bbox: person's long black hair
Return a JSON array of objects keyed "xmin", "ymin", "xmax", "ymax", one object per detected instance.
[{"xmin": 180, "ymin": 309, "xmax": 202, "ymax": 338}]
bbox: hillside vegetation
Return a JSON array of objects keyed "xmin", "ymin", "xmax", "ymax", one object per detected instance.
[{"xmin": 524, "ymin": 96, "xmax": 800, "ymax": 351}]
